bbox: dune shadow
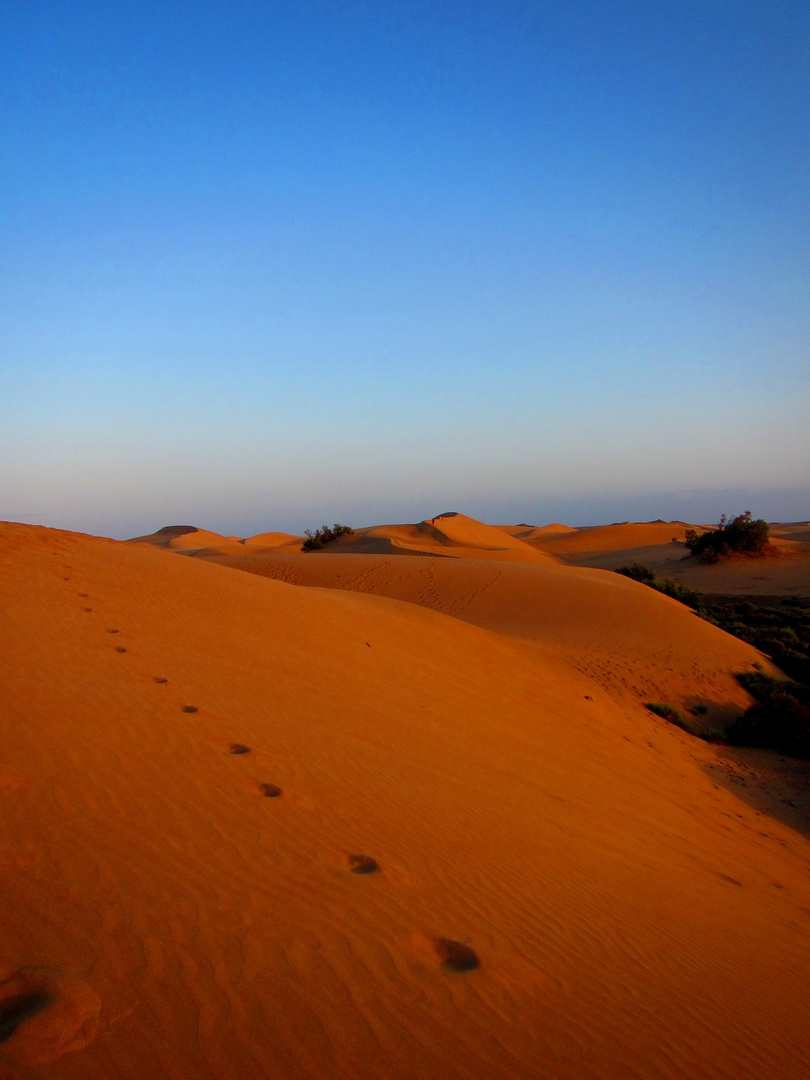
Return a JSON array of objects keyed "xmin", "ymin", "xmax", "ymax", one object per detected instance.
[{"xmin": 700, "ymin": 746, "xmax": 810, "ymax": 839}]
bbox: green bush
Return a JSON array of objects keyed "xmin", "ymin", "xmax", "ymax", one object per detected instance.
[
  {"xmin": 684, "ymin": 512, "xmax": 769, "ymax": 563},
  {"xmin": 301, "ymin": 523, "xmax": 355, "ymax": 552}
]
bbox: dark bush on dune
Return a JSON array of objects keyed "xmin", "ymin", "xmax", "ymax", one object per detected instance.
[
  {"xmin": 698, "ymin": 597, "xmax": 810, "ymax": 686},
  {"xmin": 619, "ymin": 562, "xmax": 810, "ymax": 756},
  {"xmin": 645, "ymin": 702, "xmax": 689, "ymax": 728},
  {"xmin": 301, "ymin": 523, "xmax": 355, "ymax": 552},
  {"xmin": 684, "ymin": 512, "xmax": 770, "ymax": 564},
  {"xmin": 727, "ymin": 670, "xmax": 810, "ymax": 759},
  {"xmin": 615, "ymin": 563, "xmax": 701, "ymax": 608}
]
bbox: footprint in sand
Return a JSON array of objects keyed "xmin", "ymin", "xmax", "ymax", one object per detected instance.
[
  {"xmin": 115, "ymin": 647, "xmax": 127, "ymax": 653},
  {"xmin": 434, "ymin": 939, "xmax": 480, "ymax": 972},
  {"xmin": 348, "ymin": 854, "xmax": 380, "ymax": 875},
  {"xmin": 259, "ymin": 783, "xmax": 283, "ymax": 797},
  {"xmin": 182, "ymin": 705, "xmax": 198, "ymax": 713},
  {"xmin": 0, "ymin": 968, "xmax": 100, "ymax": 1066},
  {"xmin": 229, "ymin": 744, "xmax": 251, "ymax": 755},
  {"xmin": 0, "ymin": 985, "xmax": 51, "ymax": 1043},
  {"xmin": 106, "ymin": 629, "xmax": 119, "ymax": 634},
  {"xmin": 82, "ymin": 607, "xmax": 93, "ymax": 613},
  {"xmin": 154, "ymin": 677, "xmax": 168, "ymax": 684}
]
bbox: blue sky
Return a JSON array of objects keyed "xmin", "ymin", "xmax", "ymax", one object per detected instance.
[{"xmin": 2, "ymin": 0, "xmax": 808, "ymax": 537}]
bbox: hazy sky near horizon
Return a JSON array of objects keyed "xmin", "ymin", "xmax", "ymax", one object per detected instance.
[{"xmin": 2, "ymin": 0, "xmax": 808, "ymax": 537}]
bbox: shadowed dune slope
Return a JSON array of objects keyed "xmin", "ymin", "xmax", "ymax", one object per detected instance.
[
  {"xmin": 201, "ymin": 550, "xmax": 770, "ymax": 721},
  {"xmin": 2, "ymin": 521, "xmax": 810, "ymax": 1080}
]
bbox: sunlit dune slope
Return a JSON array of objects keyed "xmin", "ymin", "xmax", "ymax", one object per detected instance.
[
  {"xmin": 499, "ymin": 523, "xmax": 577, "ymax": 541},
  {"xmin": 201, "ymin": 549, "xmax": 769, "ymax": 721},
  {"xmin": 3, "ymin": 521, "xmax": 810, "ymax": 1080},
  {"xmin": 528, "ymin": 520, "xmax": 691, "ymax": 557},
  {"xmin": 524, "ymin": 520, "xmax": 810, "ymax": 595},
  {"xmin": 243, "ymin": 531, "xmax": 302, "ymax": 551},
  {"xmin": 280, "ymin": 513, "xmax": 555, "ymax": 563},
  {"xmin": 133, "ymin": 514, "xmax": 552, "ymax": 563},
  {"xmin": 129, "ymin": 525, "xmax": 235, "ymax": 551}
]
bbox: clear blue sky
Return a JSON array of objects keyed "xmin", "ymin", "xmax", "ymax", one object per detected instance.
[{"xmin": 2, "ymin": 0, "xmax": 808, "ymax": 537}]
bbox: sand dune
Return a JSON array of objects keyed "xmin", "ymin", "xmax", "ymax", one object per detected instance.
[
  {"xmin": 528, "ymin": 520, "xmax": 693, "ymax": 556},
  {"xmin": 129, "ymin": 525, "xmax": 235, "ymax": 552},
  {"xmin": 498, "ymin": 522, "xmax": 578, "ymax": 541},
  {"xmin": 3, "ymin": 519, "xmax": 810, "ymax": 1079},
  {"xmin": 243, "ymin": 532, "xmax": 302, "ymax": 551},
  {"xmin": 200, "ymin": 549, "xmax": 769, "ymax": 723},
  {"xmin": 301, "ymin": 513, "xmax": 555, "ymax": 563},
  {"xmin": 521, "ymin": 520, "xmax": 810, "ymax": 596},
  {"xmin": 133, "ymin": 514, "xmax": 552, "ymax": 563}
]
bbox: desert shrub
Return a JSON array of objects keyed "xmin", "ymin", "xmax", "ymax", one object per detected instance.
[
  {"xmin": 616, "ymin": 562, "xmax": 656, "ymax": 585},
  {"xmin": 772, "ymin": 646, "xmax": 810, "ymax": 684},
  {"xmin": 301, "ymin": 523, "xmax": 355, "ymax": 552},
  {"xmin": 727, "ymin": 671, "xmax": 810, "ymax": 758},
  {"xmin": 689, "ymin": 703, "xmax": 708, "ymax": 716},
  {"xmin": 615, "ymin": 564, "xmax": 701, "ymax": 608},
  {"xmin": 698, "ymin": 597, "xmax": 810, "ymax": 686},
  {"xmin": 645, "ymin": 702, "xmax": 690, "ymax": 730},
  {"xmin": 684, "ymin": 512, "xmax": 770, "ymax": 563},
  {"xmin": 621, "ymin": 584, "xmax": 810, "ymax": 755},
  {"xmin": 654, "ymin": 578, "xmax": 702, "ymax": 607},
  {"xmin": 697, "ymin": 729, "xmax": 724, "ymax": 743}
]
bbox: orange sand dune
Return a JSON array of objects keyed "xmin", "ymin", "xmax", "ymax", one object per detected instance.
[
  {"xmin": 201, "ymin": 549, "xmax": 770, "ymax": 722},
  {"xmin": 129, "ymin": 525, "xmax": 235, "ymax": 551},
  {"xmin": 525, "ymin": 520, "xmax": 810, "ymax": 596},
  {"xmin": 3, "ymin": 520, "xmax": 810, "ymax": 1080},
  {"xmin": 131, "ymin": 527, "xmax": 307, "ymax": 555},
  {"xmin": 243, "ymin": 531, "xmax": 302, "ymax": 550},
  {"xmin": 137, "ymin": 514, "xmax": 553, "ymax": 563},
  {"xmin": 500, "ymin": 523, "xmax": 578, "ymax": 541},
  {"xmin": 529, "ymin": 520, "xmax": 692, "ymax": 556},
  {"xmin": 301, "ymin": 513, "xmax": 555, "ymax": 563}
]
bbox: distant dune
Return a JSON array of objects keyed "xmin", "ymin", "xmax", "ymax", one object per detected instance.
[
  {"xmin": 200, "ymin": 548, "xmax": 766, "ymax": 722},
  {"xmin": 2, "ymin": 515, "xmax": 809, "ymax": 1079},
  {"xmin": 299, "ymin": 513, "xmax": 557, "ymax": 562},
  {"xmin": 129, "ymin": 525, "xmax": 235, "ymax": 551},
  {"xmin": 523, "ymin": 519, "xmax": 810, "ymax": 595}
]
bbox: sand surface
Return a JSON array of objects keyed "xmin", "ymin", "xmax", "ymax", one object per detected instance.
[{"xmin": 3, "ymin": 517, "xmax": 810, "ymax": 1079}]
